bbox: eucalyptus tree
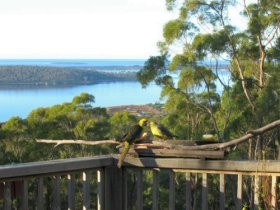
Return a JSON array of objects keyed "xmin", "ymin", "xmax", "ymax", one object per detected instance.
[
  {"xmin": 137, "ymin": 0, "xmax": 280, "ymax": 149},
  {"xmin": 0, "ymin": 117, "xmax": 30, "ymax": 162}
]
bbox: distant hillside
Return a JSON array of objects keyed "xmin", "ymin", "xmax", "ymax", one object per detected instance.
[{"xmin": 0, "ymin": 65, "xmax": 137, "ymax": 87}]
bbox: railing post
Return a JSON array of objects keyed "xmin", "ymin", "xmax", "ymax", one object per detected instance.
[
  {"xmin": 253, "ymin": 175, "xmax": 259, "ymax": 210},
  {"xmin": 97, "ymin": 169, "xmax": 105, "ymax": 210},
  {"xmin": 122, "ymin": 168, "xmax": 128, "ymax": 210},
  {"xmin": 136, "ymin": 169, "xmax": 143, "ymax": 210},
  {"xmin": 237, "ymin": 174, "xmax": 243, "ymax": 209},
  {"xmin": 37, "ymin": 177, "xmax": 44, "ymax": 210},
  {"xmin": 21, "ymin": 179, "xmax": 28, "ymax": 210},
  {"xmin": 104, "ymin": 166, "xmax": 123, "ymax": 210},
  {"xmin": 52, "ymin": 176, "xmax": 61, "ymax": 210},
  {"xmin": 83, "ymin": 171, "xmax": 91, "ymax": 210},
  {"xmin": 169, "ymin": 170, "xmax": 175, "ymax": 210},
  {"xmin": 186, "ymin": 172, "xmax": 192, "ymax": 210},
  {"xmin": 219, "ymin": 174, "xmax": 225, "ymax": 210},
  {"xmin": 202, "ymin": 173, "xmax": 208, "ymax": 210},
  {"xmin": 152, "ymin": 169, "xmax": 159, "ymax": 210},
  {"xmin": 3, "ymin": 181, "xmax": 11, "ymax": 210},
  {"xmin": 271, "ymin": 175, "xmax": 277, "ymax": 210},
  {"xmin": 67, "ymin": 174, "xmax": 75, "ymax": 210}
]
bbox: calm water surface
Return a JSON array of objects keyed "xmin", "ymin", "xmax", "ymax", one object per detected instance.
[
  {"xmin": 0, "ymin": 59, "xmax": 231, "ymax": 122},
  {"xmin": 0, "ymin": 82, "xmax": 163, "ymax": 122}
]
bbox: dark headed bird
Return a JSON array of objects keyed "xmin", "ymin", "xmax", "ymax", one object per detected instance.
[
  {"xmin": 117, "ymin": 118, "xmax": 148, "ymax": 168},
  {"xmin": 149, "ymin": 121, "xmax": 177, "ymax": 140}
]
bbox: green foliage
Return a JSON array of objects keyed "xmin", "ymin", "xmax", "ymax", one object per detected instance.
[
  {"xmin": 109, "ymin": 111, "xmax": 137, "ymax": 139},
  {"xmin": 0, "ymin": 94, "xmax": 89, "ymax": 161},
  {"xmin": 72, "ymin": 92, "xmax": 95, "ymax": 105},
  {"xmin": 136, "ymin": 55, "xmax": 168, "ymax": 87},
  {"xmin": 0, "ymin": 92, "xmax": 151, "ymax": 163},
  {"xmin": 137, "ymin": 0, "xmax": 280, "ymax": 160},
  {"xmin": 0, "ymin": 65, "xmax": 137, "ymax": 87},
  {"xmin": 163, "ymin": 19, "xmax": 188, "ymax": 44}
]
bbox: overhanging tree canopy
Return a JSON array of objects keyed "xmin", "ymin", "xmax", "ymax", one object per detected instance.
[{"xmin": 137, "ymin": 0, "xmax": 280, "ymax": 159}]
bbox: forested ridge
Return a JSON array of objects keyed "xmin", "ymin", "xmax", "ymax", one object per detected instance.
[{"xmin": 0, "ymin": 65, "xmax": 137, "ymax": 86}]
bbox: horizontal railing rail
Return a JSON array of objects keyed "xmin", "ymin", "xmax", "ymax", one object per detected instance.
[
  {"xmin": 0, "ymin": 155, "xmax": 279, "ymax": 210},
  {"xmin": 0, "ymin": 155, "xmax": 114, "ymax": 180}
]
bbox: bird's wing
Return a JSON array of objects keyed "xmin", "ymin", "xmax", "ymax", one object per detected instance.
[
  {"xmin": 150, "ymin": 124, "xmax": 162, "ymax": 137},
  {"xmin": 117, "ymin": 125, "xmax": 143, "ymax": 168},
  {"xmin": 123, "ymin": 125, "xmax": 143, "ymax": 144},
  {"xmin": 158, "ymin": 124, "xmax": 177, "ymax": 138}
]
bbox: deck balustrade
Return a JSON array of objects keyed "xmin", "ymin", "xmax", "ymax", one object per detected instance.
[{"xmin": 0, "ymin": 155, "xmax": 279, "ymax": 210}]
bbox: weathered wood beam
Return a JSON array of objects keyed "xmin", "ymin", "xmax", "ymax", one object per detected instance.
[
  {"xmin": 118, "ymin": 156, "xmax": 280, "ymax": 173},
  {"xmin": 169, "ymin": 119, "xmax": 280, "ymax": 150},
  {"xmin": 83, "ymin": 172, "xmax": 91, "ymax": 210},
  {"xmin": 0, "ymin": 155, "xmax": 114, "ymax": 180},
  {"xmin": 136, "ymin": 169, "xmax": 143, "ymax": 210},
  {"xmin": 152, "ymin": 170, "xmax": 159, "ymax": 210},
  {"xmin": 36, "ymin": 139, "xmax": 119, "ymax": 147},
  {"xmin": 97, "ymin": 169, "xmax": 105, "ymax": 210},
  {"xmin": 127, "ymin": 148, "xmax": 225, "ymax": 159},
  {"xmin": 169, "ymin": 170, "xmax": 175, "ymax": 210},
  {"xmin": 67, "ymin": 174, "xmax": 75, "ymax": 210},
  {"xmin": 37, "ymin": 177, "xmax": 44, "ymax": 209},
  {"xmin": 104, "ymin": 166, "xmax": 123, "ymax": 210}
]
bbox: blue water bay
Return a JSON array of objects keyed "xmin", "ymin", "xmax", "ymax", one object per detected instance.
[
  {"xmin": 0, "ymin": 59, "xmax": 231, "ymax": 122},
  {"xmin": 0, "ymin": 81, "xmax": 163, "ymax": 122}
]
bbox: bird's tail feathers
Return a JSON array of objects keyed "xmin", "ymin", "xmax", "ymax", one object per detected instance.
[{"xmin": 117, "ymin": 141, "xmax": 130, "ymax": 168}]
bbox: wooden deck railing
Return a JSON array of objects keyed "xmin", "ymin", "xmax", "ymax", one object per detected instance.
[{"xmin": 0, "ymin": 155, "xmax": 279, "ymax": 210}]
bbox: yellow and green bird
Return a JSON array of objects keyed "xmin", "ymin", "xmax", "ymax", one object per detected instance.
[
  {"xmin": 117, "ymin": 118, "xmax": 148, "ymax": 168},
  {"xmin": 202, "ymin": 134, "xmax": 218, "ymax": 142},
  {"xmin": 149, "ymin": 121, "xmax": 177, "ymax": 140}
]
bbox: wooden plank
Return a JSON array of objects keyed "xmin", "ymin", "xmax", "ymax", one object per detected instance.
[
  {"xmin": 4, "ymin": 181, "xmax": 11, "ymax": 210},
  {"xmin": 254, "ymin": 175, "xmax": 259, "ymax": 210},
  {"xmin": 21, "ymin": 179, "xmax": 28, "ymax": 210},
  {"xmin": 202, "ymin": 173, "xmax": 208, "ymax": 210},
  {"xmin": 67, "ymin": 174, "xmax": 75, "ymax": 210},
  {"xmin": 219, "ymin": 174, "xmax": 225, "ymax": 210},
  {"xmin": 120, "ymin": 156, "xmax": 280, "ymax": 173},
  {"xmin": 37, "ymin": 177, "xmax": 44, "ymax": 209},
  {"xmin": 0, "ymin": 156, "xmax": 279, "ymax": 181},
  {"xmin": 162, "ymin": 140, "xmax": 217, "ymax": 146},
  {"xmin": 83, "ymin": 172, "xmax": 90, "ymax": 210},
  {"xmin": 0, "ymin": 155, "xmax": 114, "ymax": 180},
  {"xmin": 136, "ymin": 169, "xmax": 143, "ymax": 210},
  {"xmin": 104, "ymin": 166, "xmax": 123, "ymax": 210},
  {"xmin": 185, "ymin": 172, "xmax": 192, "ymax": 210},
  {"xmin": 271, "ymin": 175, "xmax": 277, "ymax": 210},
  {"xmin": 152, "ymin": 170, "xmax": 159, "ymax": 210},
  {"xmin": 52, "ymin": 176, "xmax": 61, "ymax": 210},
  {"xmin": 129, "ymin": 148, "xmax": 224, "ymax": 159},
  {"xmin": 97, "ymin": 169, "xmax": 105, "ymax": 210},
  {"xmin": 236, "ymin": 174, "xmax": 242, "ymax": 210},
  {"xmin": 122, "ymin": 168, "xmax": 128, "ymax": 210},
  {"xmin": 169, "ymin": 170, "xmax": 175, "ymax": 210}
]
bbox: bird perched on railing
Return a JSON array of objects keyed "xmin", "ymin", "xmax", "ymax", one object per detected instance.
[
  {"xmin": 149, "ymin": 121, "xmax": 177, "ymax": 140},
  {"xmin": 117, "ymin": 118, "xmax": 148, "ymax": 168}
]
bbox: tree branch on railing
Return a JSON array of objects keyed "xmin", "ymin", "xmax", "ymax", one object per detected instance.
[
  {"xmin": 36, "ymin": 139, "xmax": 119, "ymax": 147},
  {"xmin": 36, "ymin": 119, "xmax": 280, "ymax": 151},
  {"xmin": 176, "ymin": 119, "xmax": 280, "ymax": 150}
]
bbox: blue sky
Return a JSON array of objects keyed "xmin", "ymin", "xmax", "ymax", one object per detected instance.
[{"xmin": 0, "ymin": 0, "xmax": 174, "ymax": 59}]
